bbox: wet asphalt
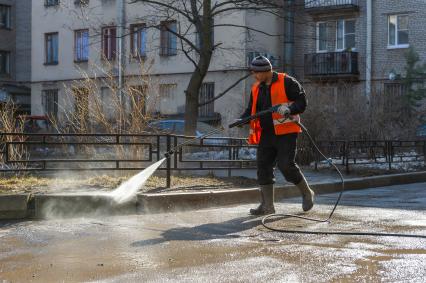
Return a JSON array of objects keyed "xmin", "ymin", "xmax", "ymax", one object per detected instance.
[{"xmin": 1, "ymin": 182, "xmax": 426, "ymax": 282}]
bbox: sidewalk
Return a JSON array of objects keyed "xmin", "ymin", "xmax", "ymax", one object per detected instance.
[
  {"xmin": 1, "ymin": 171, "xmax": 425, "ymax": 220},
  {"xmin": 186, "ymin": 167, "xmax": 358, "ymax": 186}
]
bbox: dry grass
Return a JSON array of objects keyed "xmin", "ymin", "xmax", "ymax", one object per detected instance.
[
  {"xmin": 0, "ymin": 174, "xmax": 258, "ymax": 194},
  {"xmin": 0, "ymin": 100, "xmax": 28, "ymax": 170}
]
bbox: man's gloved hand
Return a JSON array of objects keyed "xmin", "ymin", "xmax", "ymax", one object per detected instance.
[{"xmin": 277, "ymin": 104, "xmax": 291, "ymax": 117}]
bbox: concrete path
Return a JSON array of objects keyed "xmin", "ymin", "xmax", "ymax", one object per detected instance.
[
  {"xmin": 188, "ymin": 167, "xmax": 352, "ymax": 185},
  {"xmin": 1, "ymin": 182, "xmax": 426, "ymax": 282}
]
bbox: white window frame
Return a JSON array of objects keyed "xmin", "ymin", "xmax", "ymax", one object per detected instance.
[
  {"xmin": 388, "ymin": 14, "xmax": 409, "ymax": 49},
  {"xmin": 316, "ymin": 21, "xmax": 328, "ymax": 53},
  {"xmin": 335, "ymin": 19, "xmax": 356, "ymax": 51}
]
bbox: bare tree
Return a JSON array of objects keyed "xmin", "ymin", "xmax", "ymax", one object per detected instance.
[{"xmin": 129, "ymin": 0, "xmax": 283, "ymax": 134}]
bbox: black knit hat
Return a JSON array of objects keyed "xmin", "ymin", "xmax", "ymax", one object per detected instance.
[{"xmin": 250, "ymin": 55, "xmax": 272, "ymax": 72}]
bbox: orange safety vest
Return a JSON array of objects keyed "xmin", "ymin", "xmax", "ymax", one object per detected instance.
[{"xmin": 248, "ymin": 73, "xmax": 302, "ymax": 145}]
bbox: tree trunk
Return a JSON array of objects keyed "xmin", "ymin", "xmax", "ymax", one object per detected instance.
[
  {"xmin": 184, "ymin": 0, "xmax": 213, "ymax": 135},
  {"xmin": 184, "ymin": 55, "xmax": 212, "ymax": 135}
]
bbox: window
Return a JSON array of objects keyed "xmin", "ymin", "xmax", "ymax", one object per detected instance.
[
  {"xmin": 198, "ymin": 82, "xmax": 214, "ymax": 117},
  {"xmin": 317, "ymin": 20, "xmax": 356, "ymax": 52},
  {"xmin": 129, "ymin": 85, "xmax": 147, "ymax": 115},
  {"xmin": 388, "ymin": 15, "xmax": 409, "ymax": 48},
  {"xmin": 336, "ymin": 19, "xmax": 355, "ymax": 50},
  {"xmin": 45, "ymin": 0, "xmax": 59, "ymax": 7},
  {"xmin": 130, "ymin": 24, "xmax": 147, "ymax": 58},
  {"xmin": 0, "ymin": 5, "xmax": 11, "ymax": 29},
  {"xmin": 45, "ymin": 33, "xmax": 59, "ymax": 65},
  {"xmin": 0, "ymin": 51, "xmax": 10, "ymax": 75},
  {"xmin": 158, "ymin": 84, "xmax": 177, "ymax": 114},
  {"xmin": 42, "ymin": 89, "xmax": 58, "ymax": 119},
  {"xmin": 74, "ymin": 29, "xmax": 89, "ymax": 62},
  {"xmin": 73, "ymin": 88, "xmax": 89, "ymax": 128},
  {"xmin": 384, "ymin": 82, "xmax": 409, "ymax": 114},
  {"xmin": 74, "ymin": 0, "xmax": 89, "ymax": 6},
  {"xmin": 102, "ymin": 27, "xmax": 116, "ymax": 60},
  {"xmin": 195, "ymin": 19, "xmax": 214, "ymax": 50},
  {"xmin": 100, "ymin": 87, "xmax": 114, "ymax": 118},
  {"xmin": 160, "ymin": 21, "xmax": 177, "ymax": 56},
  {"xmin": 317, "ymin": 22, "xmax": 327, "ymax": 52}
]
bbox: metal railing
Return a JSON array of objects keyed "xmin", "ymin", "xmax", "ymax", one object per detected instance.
[
  {"xmin": 0, "ymin": 133, "xmax": 425, "ymax": 187},
  {"xmin": 304, "ymin": 51, "xmax": 359, "ymax": 77}
]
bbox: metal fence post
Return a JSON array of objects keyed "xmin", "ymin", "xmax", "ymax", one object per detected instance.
[
  {"xmin": 345, "ymin": 142, "xmax": 350, "ymax": 174},
  {"xmin": 423, "ymin": 141, "xmax": 426, "ymax": 167},
  {"xmin": 228, "ymin": 144, "xmax": 232, "ymax": 177},
  {"xmin": 4, "ymin": 139, "xmax": 8, "ymax": 164},
  {"xmin": 388, "ymin": 141, "xmax": 392, "ymax": 170},
  {"xmin": 166, "ymin": 134, "xmax": 171, "ymax": 188}
]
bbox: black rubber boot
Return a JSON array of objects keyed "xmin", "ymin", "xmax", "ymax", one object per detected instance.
[
  {"xmin": 296, "ymin": 176, "xmax": 315, "ymax": 212},
  {"xmin": 250, "ymin": 184, "xmax": 275, "ymax": 215}
]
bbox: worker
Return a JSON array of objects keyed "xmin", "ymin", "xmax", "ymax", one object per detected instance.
[{"xmin": 239, "ymin": 55, "xmax": 315, "ymax": 215}]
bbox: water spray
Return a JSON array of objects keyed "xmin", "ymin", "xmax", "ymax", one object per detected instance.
[{"xmin": 110, "ymin": 126, "xmax": 226, "ymax": 203}]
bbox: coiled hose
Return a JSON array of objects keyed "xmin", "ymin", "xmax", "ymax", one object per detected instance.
[{"xmin": 261, "ymin": 120, "xmax": 426, "ymax": 239}]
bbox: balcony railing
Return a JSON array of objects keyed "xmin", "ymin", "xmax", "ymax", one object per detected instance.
[
  {"xmin": 305, "ymin": 0, "xmax": 359, "ymax": 13},
  {"xmin": 304, "ymin": 51, "xmax": 359, "ymax": 79}
]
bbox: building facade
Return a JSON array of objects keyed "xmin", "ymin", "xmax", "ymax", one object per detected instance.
[
  {"xmin": 18, "ymin": 0, "xmax": 426, "ymax": 137},
  {"xmin": 30, "ymin": 0, "xmax": 284, "ymax": 133},
  {"xmin": 291, "ymin": 0, "xmax": 426, "ymax": 104},
  {"xmin": 0, "ymin": 0, "xmax": 31, "ymax": 114}
]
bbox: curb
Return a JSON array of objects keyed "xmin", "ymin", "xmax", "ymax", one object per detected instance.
[
  {"xmin": 139, "ymin": 171, "xmax": 426, "ymax": 213},
  {"xmin": 0, "ymin": 171, "xmax": 425, "ymax": 219},
  {"xmin": 0, "ymin": 194, "xmax": 31, "ymax": 220}
]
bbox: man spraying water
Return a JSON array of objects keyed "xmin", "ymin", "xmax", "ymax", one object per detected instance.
[{"xmin": 238, "ymin": 55, "xmax": 315, "ymax": 215}]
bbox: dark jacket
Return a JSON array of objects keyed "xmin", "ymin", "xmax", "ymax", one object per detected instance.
[{"xmin": 240, "ymin": 72, "xmax": 307, "ymax": 134}]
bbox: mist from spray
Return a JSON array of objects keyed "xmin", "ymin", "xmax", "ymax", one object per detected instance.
[{"xmin": 110, "ymin": 158, "xmax": 166, "ymax": 204}]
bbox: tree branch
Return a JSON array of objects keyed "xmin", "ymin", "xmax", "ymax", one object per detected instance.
[
  {"xmin": 129, "ymin": 0, "xmax": 194, "ymax": 23},
  {"xmin": 198, "ymin": 73, "xmax": 250, "ymax": 106}
]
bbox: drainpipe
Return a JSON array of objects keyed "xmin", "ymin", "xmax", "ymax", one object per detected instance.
[
  {"xmin": 283, "ymin": 0, "xmax": 294, "ymax": 75},
  {"xmin": 366, "ymin": 0, "xmax": 372, "ymax": 105},
  {"xmin": 116, "ymin": 0, "xmax": 126, "ymax": 132}
]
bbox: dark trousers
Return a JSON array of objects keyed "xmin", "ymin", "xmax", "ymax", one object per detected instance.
[{"xmin": 257, "ymin": 133, "xmax": 303, "ymax": 185}]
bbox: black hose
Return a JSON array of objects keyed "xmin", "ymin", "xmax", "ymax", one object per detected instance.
[{"xmin": 261, "ymin": 120, "xmax": 426, "ymax": 239}]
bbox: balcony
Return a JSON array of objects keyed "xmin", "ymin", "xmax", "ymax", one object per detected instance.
[
  {"xmin": 304, "ymin": 51, "xmax": 359, "ymax": 80},
  {"xmin": 305, "ymin": 0, "xmax": 359, "ymax": 14}
]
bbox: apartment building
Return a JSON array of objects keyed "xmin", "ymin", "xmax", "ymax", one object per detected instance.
[
  {"xmin": 0, "ymin": 0, "xmax": 31, "ymax": 114},
  {"xmin": 291, "ymin": 0, "xmax": 426, "ymax": 104},
  {"xmin": 30, "ymin": 0, "xmax": 284, "ymax": 132}
]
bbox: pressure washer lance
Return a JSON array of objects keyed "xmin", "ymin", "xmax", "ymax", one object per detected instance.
[
  {"xmin": 164, "ymin": 126, "xmax": 225, "ymax": 159},
  {"xmin": 229, "ymin": 105, "xmax": 426, "ymax": 239}
]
